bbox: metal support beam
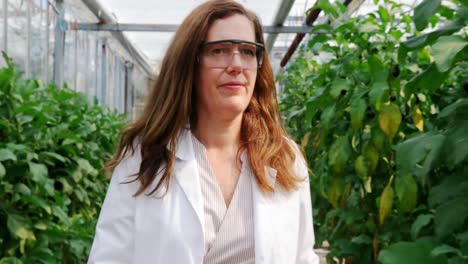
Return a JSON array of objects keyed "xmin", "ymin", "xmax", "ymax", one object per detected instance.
[
  {"xmin": 53, "ymin": 0, "xmax": 65, "ymax": 87},
  {"xmin": 77, "ymin": 23, "xmax": 314, "ymax": 34},
  {"xmin": 81, "ymin": 0, "xmax": 154, "ymax": 78},
  {"xmin": 266, "ymin": 0, "xmax": 296, "ymax": 52},
  {"xmin": 100, "ymin": 39, "xmax": 107, "ymax": 106},
  {"xmin": 45, "ymin": 2, "xmax": 50, "ymax": 82},
  {"xmin": 26, "ymin": 0, "xmax": 31, "ymax": 78},
  {"xmin": 3, "ymin": 0, "xmax": 7, "ymax": 53}
]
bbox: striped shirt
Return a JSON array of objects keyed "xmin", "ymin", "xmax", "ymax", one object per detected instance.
[{"xmin": 191, "ymin": 133, "xmax": 255, "ymax": 264}]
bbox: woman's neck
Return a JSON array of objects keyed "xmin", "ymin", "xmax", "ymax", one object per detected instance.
[{"xmin": 191, "ymin": 113, "xmax": 242, "ymax": 153}]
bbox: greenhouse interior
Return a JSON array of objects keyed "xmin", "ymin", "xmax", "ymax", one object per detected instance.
[{"xmin": 0, "ymin": 0, "xmax": 467, "ymax": 263}]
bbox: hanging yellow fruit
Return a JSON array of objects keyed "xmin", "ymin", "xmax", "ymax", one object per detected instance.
[
  {"xmin": 378, "ymin": 104, "xmax": 402, "ymax": 140},
  {"xmin": 412, "ymin": 107, "xmax": 424, "ymax": 131}
]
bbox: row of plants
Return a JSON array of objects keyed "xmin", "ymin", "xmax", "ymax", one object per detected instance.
[
  {"xmin": 279, "ymin": 0, "xmax": 467, "ymax": 263},
  {"xmin": 0, "ymin": 53, "xmax": 125, "ymax": 263}
]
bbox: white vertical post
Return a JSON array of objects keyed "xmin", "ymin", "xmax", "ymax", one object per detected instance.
[
  {"xmin": 84, "ymin": 31, "xmax": 90, "ymax": 98},
  {"xmin": 45, "ymin": 1, "xmax": 50, "ymax": 82},
  {"xmin": 26, "ymin": 0, "xmax": 31, "ymax": 78},
  {"xmin": 53, "ymin": 0, "xmax": 65, "ymax": 88},
  {"xmin": 3, "ymin": 0, "xmax": 7, "ymax": 53},
  {"xmin": 73, "ymin": 29, "xmax": 78, "ymax": 90},
  {"xmin": 100, "ymin": 38, "xmax": 107, "ymax": 106},
  {"xmin": 94, "ymin": 34, "xmax": 99, "ymax": 100}
]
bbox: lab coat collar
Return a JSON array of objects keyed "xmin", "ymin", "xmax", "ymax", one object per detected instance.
[{"xmin": 171, "ymin": 126, "xmax": 283, "ymax": 264}]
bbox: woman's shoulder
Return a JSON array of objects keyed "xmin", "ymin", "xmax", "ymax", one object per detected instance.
[
  {"xmin": 283, "ymin": 136, "xmax": 308, "ymax": 179},
  {"xmin": 112, "ymin": 142, "xmax": 142, "ymax": 183}
]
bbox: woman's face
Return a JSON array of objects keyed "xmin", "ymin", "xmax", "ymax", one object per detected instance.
[{"xmin": 196, "ymin": 14, "xmax": 258, "ymax": 121}]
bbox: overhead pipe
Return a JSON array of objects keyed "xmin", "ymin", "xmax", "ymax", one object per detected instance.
[{"xmin": 78, "ymin": 23, "xmax": 313, "ymax": 34}]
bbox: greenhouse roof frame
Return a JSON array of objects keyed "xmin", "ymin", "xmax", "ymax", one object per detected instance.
[
  {"xmin": 58, "ymin": 0, "xmax": 423, "ymax": 74},
  {"xmin": 77, "ymin": 0, "xmax": 326, "ymax": 72},
  {"xmin": 80, "ymin": 0, "xmax": 154, "ymax": 76}
]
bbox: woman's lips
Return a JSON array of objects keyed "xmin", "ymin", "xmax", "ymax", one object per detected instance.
[{"xmin": 221, "ymin": 82, "xmax": 244, "ymax": 91}]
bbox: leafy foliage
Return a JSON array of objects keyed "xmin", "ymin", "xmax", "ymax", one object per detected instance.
[
  {"xmin": 0, "ymin": 53, "xmax": 125, "ymax": 263},
  {"xmin": 279, "ymin": 0, "xmax": 468, "ymax": 263}
]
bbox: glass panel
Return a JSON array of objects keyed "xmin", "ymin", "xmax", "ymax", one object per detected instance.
[{"xmin": 7, "ymin": 0, "xmax": 27, "ymax": 73}]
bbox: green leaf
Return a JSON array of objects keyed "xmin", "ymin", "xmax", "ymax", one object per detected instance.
[
  {"xmin": 52, "ymin": 206, "xmax": 71, "ymax": 226},
  {"xmin": 330, "ymin": 79, "xmax": 350, "ymax": 99},
  {"xmin": 379, "ymin": 183, "xmax": 394, "ymax": 225},
  {"xmin": 355, "ymin": 155, "xmax": 369, "ymax": 180},
  {"xmin": 311, "ymin": 0, "xmax": 339, "ymax": 19},
  {"xmin": 396, "ymin": 132, "xmax": 445, "ymax": 185},
  {"xmin": 414, "ymin": 0, "xmax": 441, "ymax": 31},
  {"xmin": 395, "ymin": 174, "xmax": 418, "ymax": 213},
  {"xmin": 328, "ymin": 136, "xmax": 351, "ymax": 175},
  {"xmin": 326, "ymin": 176, "xmax": 344, "ymax": 208},
  {"xmin": 320, "ymin": 104, "xmax": 336, "ymax": 131},
  {"xmin": 7, "ymin": 214, "xmax": 35, "ymax": 240},
  {"xmin": 401, "ymin": 22, "xmax": 463, "ymax": 52},
  {"xmin": 40, "ymin": 151, "xmax": 67, "ymax": 163},
  {"xmin": 0, "ymin": 257, "xmax": 24, "ymax": 264},
  {"xmin": 22, "ymin": 195, "xmax": 52, "ymax": 214},
  {"xmin": 378, "ymin": 237, "xmax": 446, "ymax": 264},
  {"xmin": 411, "ymin": 214, "xmax": 433, "ymax": 240},
  {"xmin": 0, "ymin": 148, "xmax": 16, "ymax": 162},
  {"xmin": 0, "ymin": 163, "xmax": 5, "ymax": 178},
  {"xmin": 368, "ymin": 55, "xmax": 388, "ymax": 82},
  {"xmin": 308, "ymin": 34, "xmax": 331, "ymax": 49},
  {"xmin": 431, "ymin": 36, "xmax": 468, "ymax": 72},
  {"xmin": 378, "ymin": 104, "xmax": 401, "ymax": 140},
  {"xmin": 28, "ymin": 162, "xmax": 48, "ymax": 183},
  {"xmin": 444, "ymin": 121, "xmax": 468, "ymax": 169},
  {"xmin": 371, "ymin": 127, "xmax": 388, "ymax": 152},
  {"xmin": 405, "ymin": 64, "xmax": 447, "ymax": 95},
  {"xmin": 359, "ymin": 21, "xmax": 380, "ymax": 33},
  {"xmin": 435, "ymin": 196, "xmax": 468, "ymax": 238},
  {"xmin": 15, "ymin": 183, "xmax": 31, "ymax": 195},
  {"xmin": 77, "ymin": 158, "xmax": 98, "ymax": 176},
  {"xmin": 431, "ymin": 245, "xmax": 459, "ymax": 257},
  {"xmin": 364, "ymin": 144, "xmax": 379, "ymax": 176},
  {"xmin": 429, "ymin": 173, "xmax": 468, "ymax": 208},
  {"xmin": 378, "ymin": 6, "xmax": 390, "ymax": 25},
  {"xmin": 351, "ymin": 234, "xmax": 372, "ymax": 245},
  {"xmin": 350, "ymin": 98, "xmax": 366, "ymax": 130},
  {"xmin": 34, "ymin": 222, "xmax": 48, "ymax": 230},
  {"xmin": 438, "ymin": 99, "xmax": 468, "ymax": 120},
  {"xmin": 369, "ymin": 82, "xmax": 389, "ymax": 111}
]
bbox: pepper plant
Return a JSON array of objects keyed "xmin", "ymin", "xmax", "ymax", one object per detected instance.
[
  {"xmin": 0, "ymin": 53, "xmax": 125, "ymax": 263},
  {"xmin": 279, "ymin": 0, "xmax": 467, "ymax": 263}
]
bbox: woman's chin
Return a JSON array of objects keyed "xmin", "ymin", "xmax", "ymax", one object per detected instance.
[{"xmin": 216, "ymin": 104, "xmax": 249, "ymax": 120}]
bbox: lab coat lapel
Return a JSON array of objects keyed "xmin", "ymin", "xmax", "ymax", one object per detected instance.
[
  {"xmin": 252, "ymin": 166, "xmax": 279, "ymax": 264},
  {"xmin": 172, "ymin": 128, "xmax": 205, "ymax": 240}
]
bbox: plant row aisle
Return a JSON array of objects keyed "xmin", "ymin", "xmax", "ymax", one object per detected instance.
[
  {"xmin": 279, "ymin": 0, "xmax": 467, "ymax": 263},
  {"xmin": 0, "ymin": 53, "xmax": 125, "ymax": 263}
]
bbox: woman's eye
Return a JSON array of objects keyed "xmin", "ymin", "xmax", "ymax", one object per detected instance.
[
  {"xmin": 241, "ymin": 49, "xmax": 255, "ymax": 56},
  {"xmin": 211, "ymin": 48, "xmax": 222, "ymax": 54},
  {"xmin": 211, "ymin": 47, "xmax": 229, "ymax": 55}
]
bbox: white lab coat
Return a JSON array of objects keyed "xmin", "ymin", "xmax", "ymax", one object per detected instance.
[{"xmin": 88, "ymin": 128, "xmax": 320, "ymax": 264}]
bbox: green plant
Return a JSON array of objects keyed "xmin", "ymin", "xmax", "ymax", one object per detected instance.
[
  {"xmin": 279, "ymin": 0, "xmax": 467, "ymax": 263},
  {"xmin": 0, "ymin": 53, "xmax": 125, "ymax": 263}
]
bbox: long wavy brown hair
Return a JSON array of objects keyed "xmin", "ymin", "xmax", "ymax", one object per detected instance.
[{"xmin": 107, "ymin": 0, "xmax": 302, "ymax": 196}]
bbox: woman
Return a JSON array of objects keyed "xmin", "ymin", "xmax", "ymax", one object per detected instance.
[{"xmin": 88, "ymin": 1, "xmax": 320, "ymax": 263}]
